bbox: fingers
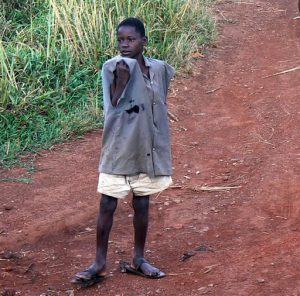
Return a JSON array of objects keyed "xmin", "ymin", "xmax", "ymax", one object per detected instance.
[
  {"xmin": 116, "ymin": 60, "xmax": 129, "ymax": 70},
  {"xmin": 115, "ymin": 60, "xmax": 130, "ymax": 83}
]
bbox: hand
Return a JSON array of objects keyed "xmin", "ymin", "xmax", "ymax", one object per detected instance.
[
  {"xmin": 110, "ymin": 60, "xmax": 130, "ymax": 107},
  {"xmin": 115, "ymin": 60, "xmax": 130, "ymax": 86}
]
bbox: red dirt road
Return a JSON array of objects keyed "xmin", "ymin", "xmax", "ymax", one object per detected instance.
[{"xmin": 1, "ymin": 1, "xmax": 300, "ymax": 295}]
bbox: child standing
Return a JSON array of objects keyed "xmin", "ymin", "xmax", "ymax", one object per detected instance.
[{"xmin": 72, "ymin": 17, "xmax": 175, "ymax": 287}]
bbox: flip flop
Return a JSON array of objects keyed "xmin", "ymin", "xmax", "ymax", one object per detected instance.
[
  {"xmin": 71, "ymin": 269, "xmax": 105, "ymax": 288},
  {"xmin": 120, "ymin": 258, "xmax": 166, "ymax": 279}
]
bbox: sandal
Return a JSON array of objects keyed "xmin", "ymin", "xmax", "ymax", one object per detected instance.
[{"xmin": 120, "ymin": 258, "xmax": 166, "ymax": 279}]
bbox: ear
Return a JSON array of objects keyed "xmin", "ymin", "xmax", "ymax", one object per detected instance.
[{"xmin": 142, "ymin": 36, "xmax": 148, "ymax": 46}]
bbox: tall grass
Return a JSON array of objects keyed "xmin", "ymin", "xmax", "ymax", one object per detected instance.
[{"xmin": 0, "ymin": 0, "xmax": 215, "ymax": 167}]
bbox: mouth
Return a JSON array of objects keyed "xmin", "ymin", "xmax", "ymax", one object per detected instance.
[{"xmin": 121, "ymin": 51, "xmax": 132, "ymax": 56}]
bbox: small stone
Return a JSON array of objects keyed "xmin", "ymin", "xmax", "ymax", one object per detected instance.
[
  {"xmin": 199, "ymin": 226, "xmax": 209, "ymax": 233},
  {"xmin": 173, "ymin": 224, "xmax": 183, "ymax": 229},
  {"xmin": 66, "ymin": 290, "xmax": 75, "ymax": 296},
  {"xmin": 198, "ymin": 287, "xmax": 207, "ymax": 291},
  {"xmin": 257, "ymin": 278, "xmax": 265, "ymax": 284},
  {"xmin": 164, "ymin": 202, "xmax": 170, "ymax": 206},
  {"xmin": 128, "ymin": 214, "xmax": 133, "ymax": 218}
]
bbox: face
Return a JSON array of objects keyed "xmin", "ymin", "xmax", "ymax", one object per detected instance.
[{"xmin": 117, "ymin": 25, "xmax": 147, "ymax": 59}]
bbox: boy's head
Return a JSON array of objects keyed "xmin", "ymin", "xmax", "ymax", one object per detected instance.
[{"xmin": 116, "ymin": 17, "xmax": 148, "ymax": 59}]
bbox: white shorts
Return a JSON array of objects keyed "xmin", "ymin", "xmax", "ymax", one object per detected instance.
[{"xmin": 97, "ymin": 173, "xmax": 172, "ymax": 199}]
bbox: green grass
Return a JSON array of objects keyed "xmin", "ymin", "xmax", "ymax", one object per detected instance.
[
  {"xmin": 0, "ymin": 177, "xmax": 33, "ymax": 184},
  {"xmin": 0, "ymin": 0, "xmax": 216, "ymax": 168}
]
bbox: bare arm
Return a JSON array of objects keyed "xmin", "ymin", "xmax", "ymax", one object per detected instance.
[{"xmin": 110, "ymin": 60, "xmax": 130, "ymax": 107}]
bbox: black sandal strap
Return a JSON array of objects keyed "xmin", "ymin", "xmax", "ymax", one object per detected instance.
[{"xmin": 134, "ymin": 257, "xmax": 149, "ymax": 270}]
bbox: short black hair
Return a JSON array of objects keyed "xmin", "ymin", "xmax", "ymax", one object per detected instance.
[{"xmin": 117, "ymin": 17, "xmax": 145, "ymax": 37}]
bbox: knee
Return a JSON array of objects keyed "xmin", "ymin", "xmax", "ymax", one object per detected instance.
[
  {"xmin": 100, "ymin": 194, "xmax": 118, "ymax": 214},
  {"xmin": 132, "ymin": 196, "xmax": 149, "ymax": 215}
]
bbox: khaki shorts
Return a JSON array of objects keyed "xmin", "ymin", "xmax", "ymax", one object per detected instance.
[{"xmin": 97, "ymin": 173, "xmax": 172, "ymax": 199}]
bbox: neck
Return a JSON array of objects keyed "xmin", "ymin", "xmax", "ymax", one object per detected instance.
[{"xmin": 135, "ymin": 53, "xmax": 145, "ymax": 68}]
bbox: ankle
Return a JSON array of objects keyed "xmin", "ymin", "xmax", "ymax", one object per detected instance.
[
  {"xmin": 91, "ymin": 261, "xmax": 106, "ymax": 272},
  {"xmin": 133, "ymin": 252, "xmax": 145, "ymax": 260}
]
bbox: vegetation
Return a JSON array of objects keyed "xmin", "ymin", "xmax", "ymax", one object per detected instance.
[{"xmin": 0, "ymin": 0, "xmax": 216, "ymax": 167}]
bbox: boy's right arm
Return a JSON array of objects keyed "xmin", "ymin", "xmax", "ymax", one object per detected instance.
[{"xmin": 110, "ymin": 60, "xmax": 130, "ymax": 107}]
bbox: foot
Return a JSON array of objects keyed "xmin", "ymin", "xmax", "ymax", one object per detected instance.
[
  {"xmin": 71, "ymin": 262, "xmax": 106, "ymax": 288},
  {"xmin": 132, "ymin": 257, "xmax": 164, "ymax": 278},
  {"xmin": 74, "ymin": 262, "xmax": 106, "ymax": 280}
]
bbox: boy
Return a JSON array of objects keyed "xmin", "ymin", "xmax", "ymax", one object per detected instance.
[{"xmin": 72, "ymin": 17, "xmax": 175, "ymax": 287}]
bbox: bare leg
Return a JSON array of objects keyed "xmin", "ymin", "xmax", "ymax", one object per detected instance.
[
  {"xmin": 132, "ymin": 195, "xmax": 149, "ymax": 258},
  {"xmin": 75, "ymin": 194, "xmax": 118, "ymax": 278},
  {"xmin": 95, "ymin": 194, "xmax": 118, "ymax": 271},
  {"xmin": 132, "ymin": 195, "xmax": 161, "ymax": 276}
]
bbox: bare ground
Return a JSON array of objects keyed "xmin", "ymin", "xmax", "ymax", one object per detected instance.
[{"xmin": 1, "ymin": 0, "xmax": 300, "ymax": 295}]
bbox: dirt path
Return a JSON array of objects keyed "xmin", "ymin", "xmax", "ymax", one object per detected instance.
[{"xmin": 1, "ymin": 1, "xmax": 300, "ymax": 295}]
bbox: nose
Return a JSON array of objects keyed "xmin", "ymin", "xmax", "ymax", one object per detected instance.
[{"xmin": 120, "ymin": 40, "xmax": 129, "ymax": 48}]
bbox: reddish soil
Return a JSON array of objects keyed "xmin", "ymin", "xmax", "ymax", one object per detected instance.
[{"xmin": 1, "ymin": 1, "xmax": 300, "ymax": 295}]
